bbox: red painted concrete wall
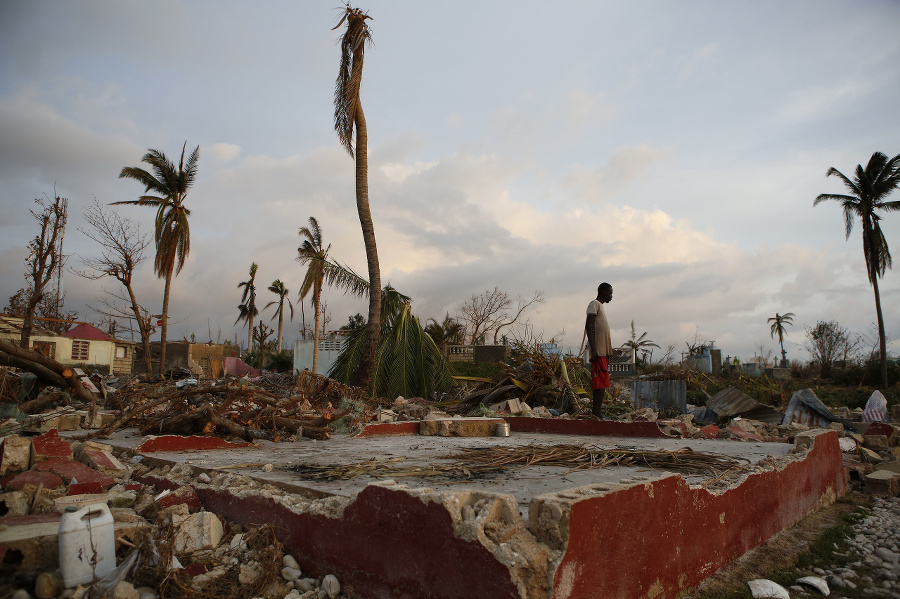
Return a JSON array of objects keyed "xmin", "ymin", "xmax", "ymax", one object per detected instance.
[
  {"xmin": 507, "ymin": 417, "xmax": 667, "ymax": 438},
  {"xmin": 550, "ymin": 431, "xmax": 847, "ymax": 599},
  {"xmin": 197, "ymin": 484, "xmax": 523, "ymax": 599}
]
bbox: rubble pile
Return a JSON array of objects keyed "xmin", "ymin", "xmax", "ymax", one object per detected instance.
[{"xmin": 0, "ymin": 428, "xmax": 352, "ymax": 599}]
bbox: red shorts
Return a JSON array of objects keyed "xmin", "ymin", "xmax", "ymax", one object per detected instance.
[{"xmin": 591, "ymin": 356, "xmax": 610, "ymax": 390}]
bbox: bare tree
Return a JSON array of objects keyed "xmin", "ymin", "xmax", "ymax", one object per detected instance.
[
  {"xmin": 88, "ymin": 289, "xmax": 156, "ymax": 372},
  {"xmin": 805, "ymin": 320, "xmax": 860, "ymax": 378},
  {"xmin": 458, "ymin": 287, "xmax": 544, "ymax": 345},
  {"xmin": 5, "ymin": 287, "xmax": 78, "ymax": 334},
  {"xmin": 20, "ymin": 195, "xmax": 67, "ymax": 348},
  {"xmin": 76, "ymin": 199, "xmax": 154, "ymax": 374}
]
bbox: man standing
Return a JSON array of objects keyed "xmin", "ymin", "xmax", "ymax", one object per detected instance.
[{"xmin": 585, "ymin": 283, "xmax": 614, "ymax": 417}]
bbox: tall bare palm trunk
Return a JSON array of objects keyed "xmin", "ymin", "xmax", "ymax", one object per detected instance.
[
  {"xmin": 277, "ymin": 312, "xmax": 284, "ymax": 352},
  {"xmin": 354, "ymin": 104, "xmax": 381, "ymax": 389},
  {"xmin": 159, "ymin": 271, "xmax": 172, "ymax": 377},
  {"xmin": 312, "ymin": 284, "xmax": 322, "ymax": 374}
]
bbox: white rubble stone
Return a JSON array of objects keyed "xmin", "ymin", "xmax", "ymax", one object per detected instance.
[{"xmin": 172, "ymin": 512, "xmax": 224, "ymax": 554}]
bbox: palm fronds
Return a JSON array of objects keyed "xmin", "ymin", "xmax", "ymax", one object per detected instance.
[{"xmin": 289, "ymin": 443, "xmax": 748, "ymax": 481}]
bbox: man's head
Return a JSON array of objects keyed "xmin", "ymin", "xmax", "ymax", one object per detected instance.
[{"xmin": 597, "ymin": 282, "xmax": 613, "ymax": 303}]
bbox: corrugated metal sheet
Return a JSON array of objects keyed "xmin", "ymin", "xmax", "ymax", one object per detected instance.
[
  {"xmin": 782, "ymin": 388, "xmax": 857, "ymax": 431},
  {"xmin": 706, "ymin": 387, "xmax": 783, "ymax": 424},
  {"xmin": 632, "ymin": 380, "xmax": 686, "ymax": 413}
]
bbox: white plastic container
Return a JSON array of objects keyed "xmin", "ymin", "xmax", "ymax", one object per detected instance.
[{"xmin": 58, "ymin": 503, "xmax": 117, "ymax": 587}]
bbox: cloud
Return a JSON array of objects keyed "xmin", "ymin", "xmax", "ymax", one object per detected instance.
[
  {"xmin": 679, "ymin": 43, "xmax": 717, "ymax": 81},
  {"xmin": 778, "ymin": 80, "xmax": 870, "ymax": 124},
  {"xmin": 208, "ymin": 143, "xmax": 241, "ymax": 163},
  {"xmin": 562, "ymin": 144, "xmax": 671, "ymax": 204}
]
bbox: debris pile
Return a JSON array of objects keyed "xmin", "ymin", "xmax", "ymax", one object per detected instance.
[{"xmin": 0, "ymin": 427, "xmax": 352, "ymax": 599}]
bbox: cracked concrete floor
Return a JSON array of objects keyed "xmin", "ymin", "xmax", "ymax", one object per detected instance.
[{"xmin": 79, "ymin": 427, "xmax": 794, "ymax": 520}]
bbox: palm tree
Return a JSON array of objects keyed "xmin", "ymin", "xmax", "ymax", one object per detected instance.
[
  {"xmin": 330, "ymin": 286, "xmax": 454, "ymax": 399},
  {"xmin": 296, "ymin": 216, "xmax": 369, "ymax": 374},
  {"xmin": 623, "ymin": 320, "xmax": 660, "ymax": 368},
  {"xmin": 815, "ymin": 151, "xmax": 900, "ymax": 387},
  {"xmin": 235, "ymin": 262, "xmax": 259, "ymax": 351},
  {"xmin": 424, "ymin": 313, "xmax": 465, "ymax": 351},
  {"xmin": 768, "ymin": 312, "xmax": 795, "ymax": 367},
  {"xmin": 264, "ymin": 279, "xmax": 294, "ymax": 352},
  {"xmin": 115, "ymin": 142, "xmax": 199, "ymax": 377},
  {"xmin": 333, "ymin": 6, "xmax": 381, "ymax": 390}
]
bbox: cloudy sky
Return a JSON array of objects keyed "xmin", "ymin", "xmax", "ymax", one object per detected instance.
[{"xmin": 1, "ymin": 1, "xmax": 899, "ymax": 365}]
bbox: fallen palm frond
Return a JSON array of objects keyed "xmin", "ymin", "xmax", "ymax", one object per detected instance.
[
  {"xmin": 288, "ymin": 443, "xmax": 748, "ymax": 481},
  {"xmin": 445, "ymin": 444, "xmax": 748, "ymax": 477}
]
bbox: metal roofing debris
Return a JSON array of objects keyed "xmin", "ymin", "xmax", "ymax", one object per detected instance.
[
  {"xmin": 782, "ymin": 388, "xmax": 858, "ymax": 432},
  {"xmin": 705, "ymin": 387, "xmax": 783, "ymax": 424},
  {"xmin": 631, "ymin": 380, "xmax": 686, "ymax": 414}
]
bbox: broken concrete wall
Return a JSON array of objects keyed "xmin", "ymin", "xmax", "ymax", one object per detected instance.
[
  {"xmin": 532, "ymin": 430, "xmax": 847, "ymax": 599},
  {"xmin": 136, "ymin": 430, "xmax": 846, "ymax": 599}
]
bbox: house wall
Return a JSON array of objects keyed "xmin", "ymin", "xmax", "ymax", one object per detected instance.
[{"xmin": 294, "ymin": 339, "xmax": 342, "ymax": 375}]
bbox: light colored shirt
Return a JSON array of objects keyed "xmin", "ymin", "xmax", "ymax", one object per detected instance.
[{"xmin": 586, "ymin": 299, "xmax": 613, "ymax": 357}]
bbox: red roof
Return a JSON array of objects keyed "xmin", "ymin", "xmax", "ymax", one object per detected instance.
[{"xmin": 63, "ymin": 323, "xmax": 113, "ymax": 341}]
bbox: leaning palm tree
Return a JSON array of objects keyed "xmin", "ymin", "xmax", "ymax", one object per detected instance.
[
  {"xmin": 768, "ymin": 312, "xmax": 795, "ymax": 367},
  {"xmin": 815, "ymin": 151, "xmax": 900, "ymax": 387},
  {"xmin": 623, "ymin": 320, "xmax": 660, "ymax": 368},
  {"xmin": 264, "ymin": 279, "xmax": 294, "ymax": 352},
  {"xmin": 297, "ymin": 216, "xmax": 369, "ymax": 374},
  {"xmin": 115, "ymin": 142, "xmax": 199, "ymax": 377},
  {"xmin": 333, "ymin": 5, "xmax": 381, "ymax": 390},
  {"xmin": 235, "ymin": 262, "xmax": 259, "ymax": 351}
]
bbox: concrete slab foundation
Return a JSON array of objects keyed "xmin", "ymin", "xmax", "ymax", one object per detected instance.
[{"xmin": 88, "ymin": 421, "xmax": 845, "ymax": 599}]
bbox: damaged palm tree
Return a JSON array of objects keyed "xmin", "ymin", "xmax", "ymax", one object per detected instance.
[
  {"xmin": 333, "ymin": 5, "xmax": 381, "ymax": 389},
  {"xmin": 329, "ymin": 286, "xmax": 454, "ymax": 400}
]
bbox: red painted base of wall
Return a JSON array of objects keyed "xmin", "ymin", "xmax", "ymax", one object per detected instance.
[
  {"xmin": 549, "ymin": 431, "xmax": 847, "ymax": 599},
  {"xmin": 506, "ymin": 417, "xmax": 668, "ymax": 438},
  {"xmin": 136, "ymin": 435, "xmax": 254, "ymax": 453}
]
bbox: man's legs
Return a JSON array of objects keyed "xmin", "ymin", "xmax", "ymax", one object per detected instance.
[{"xmin": 590, "ymin": 356, "xmax": 610, "ymax": 418}]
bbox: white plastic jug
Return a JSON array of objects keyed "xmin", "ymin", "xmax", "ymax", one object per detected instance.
[{"xmin": 58, "ymin": 503, "xmax": 117, "ymax": 587}]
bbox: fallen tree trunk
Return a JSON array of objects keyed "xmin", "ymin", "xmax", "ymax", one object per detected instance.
[
  {"xmin": 0, "ymin": 350, "xmax": 70, "ymax": 389},
  {"xmin": 0, "ymin": 340, "xmax": 97, "ymax": 407}
]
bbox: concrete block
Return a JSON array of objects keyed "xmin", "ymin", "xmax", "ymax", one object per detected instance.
[
  {"xmin": 173, "ymin": 511, "xmax": 224, "ymax": 553},
  {"xmin": 860, "ymin": 446, "xmax": 884, "ymax": 463},
  {"xmin": 0, "ymin": 470, "xmax": 64, "ymax": 491},
  {"xmin": 866, "ymin": 422, "xmax": 899, "ymax": 446},
  {"xmin": 865, "ymin": 470, "xmax": 900, "ymax": 496},
  {"xmin": 700, "ymin": 424, "xmax": 720, "ymax": 439},
  {"xmin": 0, "ymin": 435, "xmax": 32, "ymax": 476},
  {"xmin": 418, "ymin": 417, "xmax": 506, "ymax": 437},
  {"xmin": 23, "ymin": 414, "xmax": 60, "ymax": 433},
  {"xmin": 57, "ymin": 413, "xmax": 82, "ymax": 431},
  {"xmin": 875, "ymin": 462, "xmax": 900, "ymax": 474},
  {"xmin": 488, "ymin": 398, "xmax": 527, "ymax": 415},
  {"xmin": 0, "ymin": 490, "xmax": 31, "ymax": 516},
  {"xmin": 34, "ymin": 457, "xmax": 116, "ymax": 488},
  {"xmin": 30, "ymin": 429, "xmax": 73, "ymax": 467},
  {"xmin": 78, "ymin": 448, "xmax": 128, "ymax": 478},
  {"xmin": 864, "ymin": 435, "xmax": 890, "ymax": 451},
  {"xmin": 728, "ymin": 426, "xmax": 763, "ymax": 442},
  {"xmin": 891, "ymin": 404, "xmax": 900, "ymax": 423},
  {"xmin": 157, "ymin": 485, "xmax": 201, "ymax": 511}
]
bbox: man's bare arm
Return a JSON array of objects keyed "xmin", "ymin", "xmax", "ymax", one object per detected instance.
[{"xmin": 585, "ymin": 313, "xmax": 597, "ymax": 359}]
